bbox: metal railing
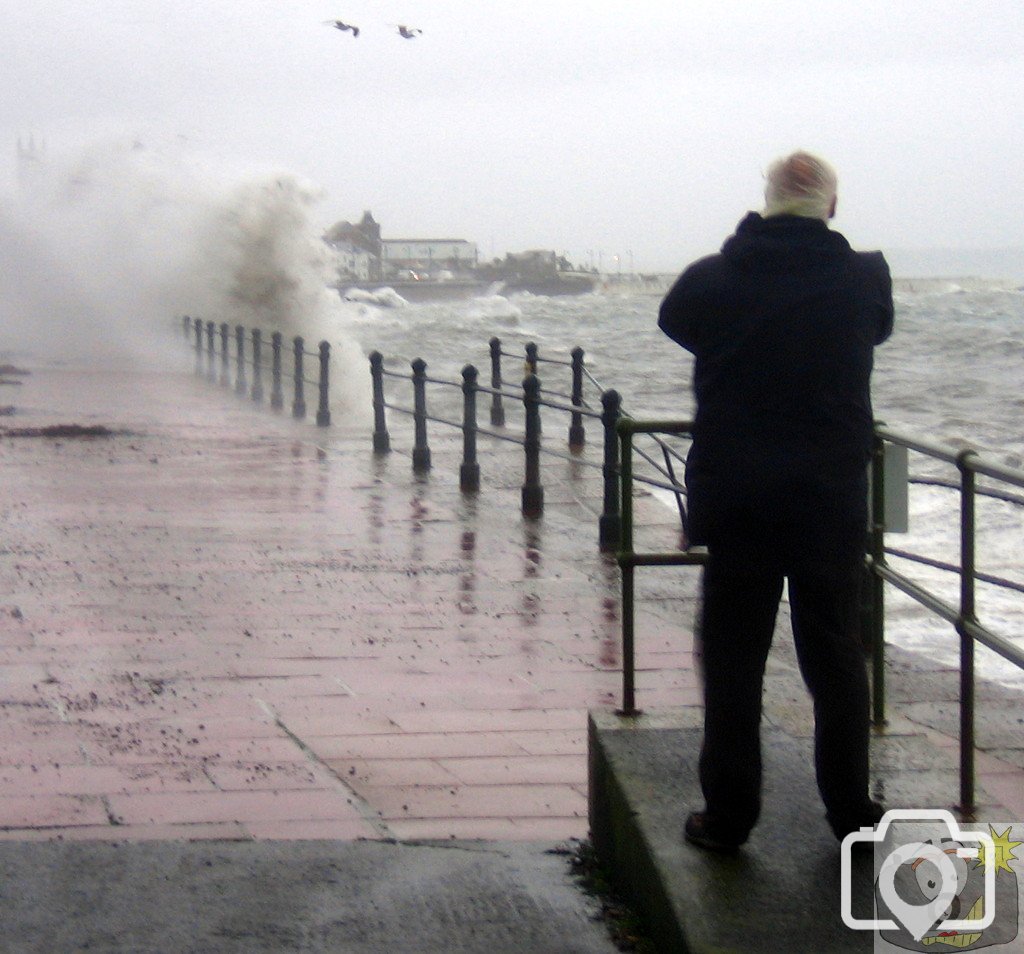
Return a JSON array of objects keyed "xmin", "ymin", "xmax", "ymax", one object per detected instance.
[
  {"xmin": 369, "ymin": 339, "xmax": 624, "ymax": 545},
  {"xmin": 181, "ymin": 316, "xmax": 333, "ymax": 426},
  {"xmin": 616, "ymin": 417, "xmax": 1024, "ymax": 816},
  {"xmin": 868, "ymin": 425, "xmax": 1024, "ymax": 815}
]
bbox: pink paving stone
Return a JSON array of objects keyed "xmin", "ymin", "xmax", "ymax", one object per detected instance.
[
  {"xmin": 437, "ymin": 755, "xmax": 587, "ymax": 786},
  {"xmin": 243, "ymin": 818, "xmax": 381, "ymax": 840},
  {"xmin": 387, "ymin": 707, "xmax": 588, "ymax": 734},
  {"xmin": 975, "ymin": 751, "xmax": 1024, "ymax": 775},
  {"xmin": 312, "ymin": 732, "xmax": 531, "ymax": 761},
  {"xmin": 0, "ymin": 739, "xmax": 89, "ymax": 767},
  {"xmin": 271, "ymin": 711, "xmax": 402, "ymax": 738},
  {"xmin": 0, "ymin": 763, "xmax": 216, "ymax": 797},
  {"xmin": 978, "ymin": 775, "xmax": 1024, "ymax": 817},
  {"xmin": 81, "ymin": 735, "xmax": 303, "ymax": 766},
  {"xmin": 203, "ymin": 761, "xmax": 340, "ymax": 792},
  {"xmin": 502, "ymin": 730, "xmax": 587, "ymax": 756},
  {"xmin": 338, "ymin": 759, "xmax": 461, "ymax": 787},
  {"xmin": 0, "ymin": 794, "xmax": 109, "ymax": 828},
  {"xmin": 0, "ymin": 821, "xmax": 252, "ymax": 842},
  {"xmin": 357, "ymin": 783, "xmax": 587, "ymax": 820},
  {"xmin": 106, "ymin": 789, "xmax": 367, "ymax": 826}
]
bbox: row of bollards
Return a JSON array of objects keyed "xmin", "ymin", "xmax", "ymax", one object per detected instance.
[
  {"xmin": 184, "ymin": 316, "xmax": 331, "ymax": 427},
  {"xmin": 369, "ymin": 347, "xmax": 623, "ymax": 550}
]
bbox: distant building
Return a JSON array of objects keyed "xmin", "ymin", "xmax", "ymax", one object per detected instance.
[
  {"xmin": 324, "ymin": 211, "xmax": 479, "ymax": 282},
  {"xmin": 330, "ymin": 241, "xmax": 372, "ymax": 282},
  {"xmin": 324, "ymin": 211, "xmax": 383, "ymax": 280},
  {"xmin": 381, "ymin": 239, "xmax": 478, "ymax": 277}
]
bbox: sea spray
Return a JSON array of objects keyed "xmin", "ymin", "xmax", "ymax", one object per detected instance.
[{"xmin": 2, "ymin": 138, "xmax": 368, "ymax": 419}]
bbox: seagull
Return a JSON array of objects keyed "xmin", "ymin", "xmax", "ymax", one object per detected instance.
[
  {"xmin": 325, "ymin": 20, "xmax": 360, "ymax": 37},
  {"xmin": 395, "ymin": 25, "xmax": 422, "ymax": 38}
]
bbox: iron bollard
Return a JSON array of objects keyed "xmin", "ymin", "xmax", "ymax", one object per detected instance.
[
  {"xmin": 489, "ymin": 337, "xmax": 505, "ymax": 427},
  {"xmin": 411, "ymin": 357, "xmax": 431, "ymax": 473},
  {"xmin": 251, "ymin": 329, "xmax": 264, "ymax": 403},
  {"xmin": 316, "ymin": 340, "xmax": 331, "ymax": 427},
  {"xmin": 205, "ymin": 320, "xmax": 217, "ymax": 382},
  {"xmin": 369, "ymin": 352, "xmax": 390, "ymax": 453},
  {"xmin": 292, "ymin": 336, "xmax": 306, "ymax": 419},
  {"xmin": 235, "ymin": 325, "xmax": 247, "ymax": 396},
  {"xmin": 219, "ymin": 323, "xmax": 230, "ymax": 386},
  {"xmin": 599, "ymin": 389, "xmax": 622, "ymax": 550},
  {"xmin": 569, "ymin": 346, "xmax": 585, "ymax": 449},
  {"xmin": 193, "ymin": 319, "xmax": 203, "ymax": 375},
  {"xmin": 525, "ymin": 343, "xmax": 541, "ymax": 435},
  {"xmin": 525, "ymin": 341, "xmax": 538, "ymax": 376},
  {"xmin": 270, "ymin": 332, "xmax": 284, "ymax": 411},
  {"xmin": 460, "ymin": 364, "xmax": 480, "ymax": 492},
  {"xmin": 521, "ymin": 373, "xmax": 544, "ymax": 517}
]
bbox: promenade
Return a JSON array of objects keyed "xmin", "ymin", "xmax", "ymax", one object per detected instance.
[
  {"xmin": 1, "ymin": 357, "xmax": 698, "ymax": 844},
  {"xmin": 1, "ymin": 354, "xmax": 1021, "ymax": 951}
]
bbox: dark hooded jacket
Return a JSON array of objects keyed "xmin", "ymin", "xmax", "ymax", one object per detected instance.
[{"xmin": 658, "ymin": 212, "xmax": 894, "ymax": 562}]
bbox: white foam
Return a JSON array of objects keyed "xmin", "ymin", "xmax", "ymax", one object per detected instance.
[{"xmin": 3, "ymin": 137, "xmax": 368, "ymax": 418}]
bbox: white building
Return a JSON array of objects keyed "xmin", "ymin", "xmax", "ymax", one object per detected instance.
[
  {"xmin": 381, "ymin": 239, "xmax": 478, "ymax": 276},
  {"xmin": 330, "ymin": 241, "xmax": 372, "ymax": 283}
]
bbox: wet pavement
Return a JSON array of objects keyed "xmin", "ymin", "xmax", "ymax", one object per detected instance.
[
  {"xmin": 1, "ymin": 355, "xmax": 1022, "ymax": 951},
  {"xmin": 0, "ymin": 358, "xmax": 698, "ymax": 844}
]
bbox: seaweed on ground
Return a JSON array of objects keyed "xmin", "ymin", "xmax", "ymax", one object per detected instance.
[{"xmin": 0, "ymin": 424, "xmax": 125, "ymax": 439}]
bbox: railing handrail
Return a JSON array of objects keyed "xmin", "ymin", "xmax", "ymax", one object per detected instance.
[
  {"xmin": 181, "ymin": 316, "xmax": 331, "ymax": 426},
  {"xmin": 615, "ymin": 414, "xmax": 1024, "ymax": 816}
]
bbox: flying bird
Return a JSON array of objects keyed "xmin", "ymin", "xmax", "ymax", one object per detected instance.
[
  {"xmin": 325, "ymin": 20, "xmax": 360, "ymax": 37},
  {"xmin": 395, "ymin": 25, "xmax": 422, "ymax": 38}
]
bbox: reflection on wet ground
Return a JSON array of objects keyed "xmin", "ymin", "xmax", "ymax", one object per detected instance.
[{"xmin": 0, "ymin": 366, "xmax": 700, "ymax": 842}]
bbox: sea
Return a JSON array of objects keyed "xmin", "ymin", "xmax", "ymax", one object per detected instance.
[{"xmin": 337, "ymin": 278, "xmax": 1024, "ymax": 690}]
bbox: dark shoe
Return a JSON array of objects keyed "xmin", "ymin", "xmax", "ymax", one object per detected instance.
[
  {"xmin": 684, "ymin": 812, "xmax": 747, "ymax": 852},
  {"xmin": 827, "ymin": 799, "xmax": 885, "ymax": 841}
]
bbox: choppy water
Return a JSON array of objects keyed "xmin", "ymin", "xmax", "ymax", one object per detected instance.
[{"xmin": 339, "ymin": 280, "xmax": 1024, "ymax": 688}]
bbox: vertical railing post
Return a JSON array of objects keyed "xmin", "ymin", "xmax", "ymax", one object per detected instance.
[
  {"xmin": 292, "ymin": 336, "xmax": 306, "ymax": 419},
  {"xmin": 489, "ymin": 337, "xmax": 505, "ymax": 426},
  {"xmin": 250, "ymin": 329, "xmax": 264, "ymax": 403},
  {"xmin": 193, "ymin": 319, "xmax": 203, "ymax": 375},
  {"xmin": 599, "ymin": 389, "xmax": 622, "ymax": 551},
  {"xmin": 569, "ymin": 346, "xmax": 585, "ymax": 449},
  {"xmin": 369, "ymin": 352, "xmax": 390, "ymax": 453},
  {"xmin": 235, "ymin": 325, "xmax": 247, "ymax": 396},
  {"xmin": 521, "ymin": 373, "xmax": 544, "ymax": 517},
  {"xmin": 869, "ymin": 433, "xmax": 887, "ymax": 726},
  {"xmin": 411, "ymin": 358, "xmax": 431, "ymax": 472},
  {"xmin": 219, "ymin": 323, "xmax": 230, "ymax": 387},
  {"xmin": 205, "ymin": 320, "xmax": 217, "ymax": 382},
  {"xmin": 270, "ymin": 332, "xmax": 284, "ymax": 411},
  {"xmin": 525, "ymin": 343, "xmax": 542, "ymax": 436},
  {"xmin": 316, "ymin": 341, "xmax": 331, "ymax": 427},
  {"xmin": 460, "ymin": 364, "xmax": 480, "ymax": 492},
  {"xmin": 618, "ymin": 421, "xmax": 638, "ymax": 716},
  {"xmin": 525, "ymin": 342, "xmax": 538, "ymax": 376},
  {"xmin": 182, "ymin": 315, "xmax": 191, "ymax": 340},
  {"xmin": 958, "ymin": 450, "xmax": 978, "ymax": 816}
]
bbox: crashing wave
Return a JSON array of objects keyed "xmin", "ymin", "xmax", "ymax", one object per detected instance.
[
  {"xmin": 466, "ymin": 294, "xmax": 522, "ymax": 321},
  {"xmin": 340, "ymin": 286, "xmax": 408, "ymax": 308}
]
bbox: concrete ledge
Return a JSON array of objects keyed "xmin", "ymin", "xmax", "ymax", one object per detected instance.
[{"xmin": 588, "ymin": 708, "xmax": 878, "ymax": 953}]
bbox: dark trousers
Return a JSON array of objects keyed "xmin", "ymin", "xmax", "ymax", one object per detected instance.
[{"xmin": 697, "ymin": 547, "xmax": 872, "ymax": 833}]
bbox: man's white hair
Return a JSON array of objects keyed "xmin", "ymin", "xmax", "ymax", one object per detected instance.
[{"xmin": 764, "ymin": 151, "xmax": 837, "ymax": 221}]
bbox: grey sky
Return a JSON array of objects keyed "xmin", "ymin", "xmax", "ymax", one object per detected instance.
[{"xmin": 3, "ymin": 0, "xmax": 1024, "ymax": 271}]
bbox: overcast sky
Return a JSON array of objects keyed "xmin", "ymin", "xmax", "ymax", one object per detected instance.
[{"xmin": 4, "ymin": 0, "xmax": 1024, "ymax": 272}]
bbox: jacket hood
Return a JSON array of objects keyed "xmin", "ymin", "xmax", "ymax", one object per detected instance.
[{"xmin": 721, "ymin": 212, "xmax": 852, "ymax": 271}]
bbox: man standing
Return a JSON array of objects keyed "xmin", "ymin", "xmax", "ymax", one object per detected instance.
[{"xmin": 658, "ymin": 151, "xmax": 894, "ymax": 850}]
